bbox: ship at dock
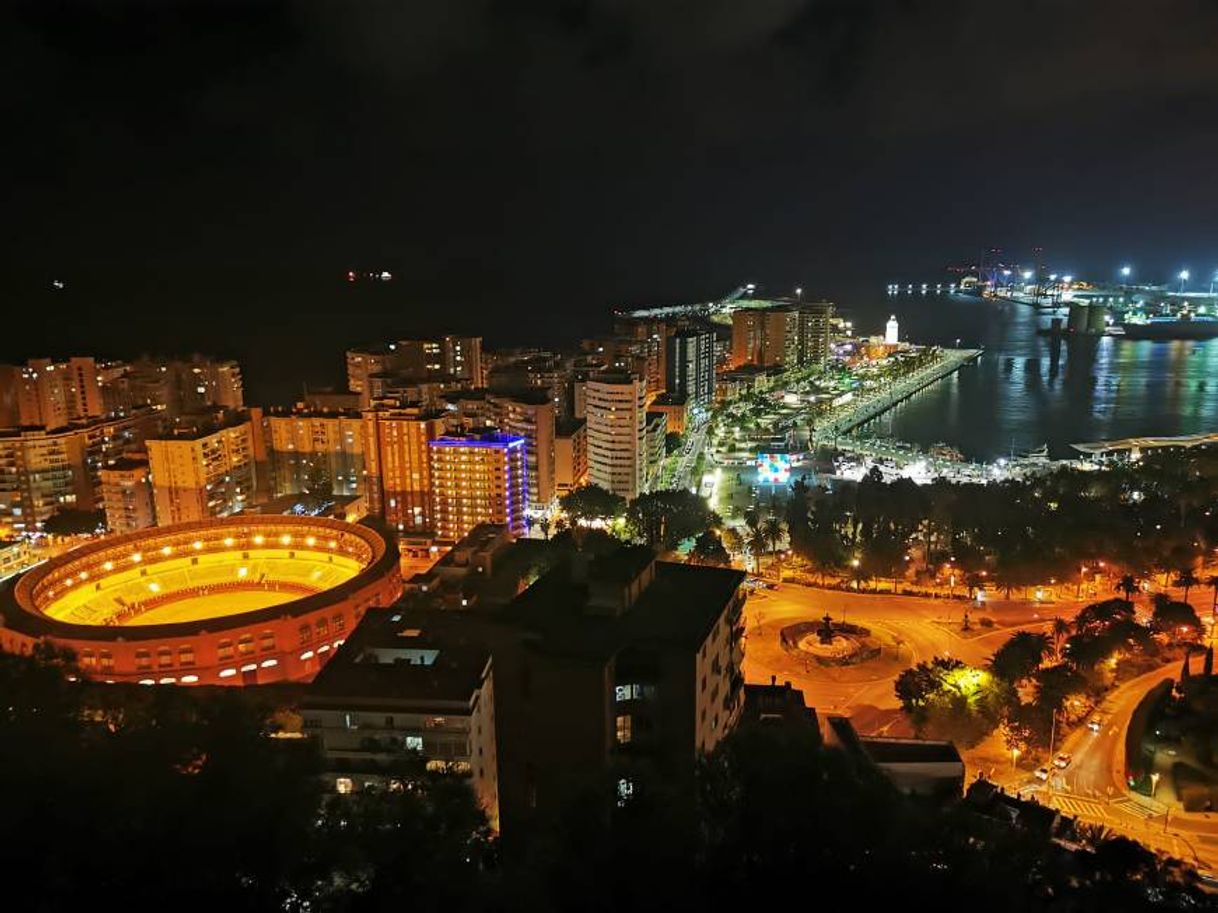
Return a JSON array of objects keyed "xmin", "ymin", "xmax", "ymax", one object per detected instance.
[{"xmin": 1121, "ymin": 308, "xmax": 1218, "ymax": 340}]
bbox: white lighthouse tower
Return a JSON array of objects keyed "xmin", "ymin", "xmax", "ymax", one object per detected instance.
[{"xmin": 885, "ymin": 314, "xmax": 899, "ymax": 345}]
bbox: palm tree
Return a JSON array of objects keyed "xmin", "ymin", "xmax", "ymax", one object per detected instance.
[
  {"xmin": 747, "ymin": 528, "xmax": 769, "ymax": 576},
  {"xmin": 1174, "ymin": 567, "xmax": 1200, "ymax": 605},
  {"xmin": 721, "ymin": 527, "xmax": 744, "ymax": 559},
  {"xmin": 1051, "ymin": 616, "xmax": 1072, "ymax": 659},
  {"xmin": 762, "ymin": 516, "xmax": 785, "ymax": 561},
  {"xmin": 1207, "ymin": 574, "xmax": 1218, "ymax": 637},
  {"xmin": 1075, "ymin": 821, "xmax": 1113, "ymax": 849},
  {"xmin": 1115, "ymin": 574, "xmax": 1138, "ymax": 606}
]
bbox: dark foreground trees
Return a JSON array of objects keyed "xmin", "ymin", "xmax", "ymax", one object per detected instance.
[{"xmin": 0, "ymin": 646, "xmax": 1204, "ymax": 912}]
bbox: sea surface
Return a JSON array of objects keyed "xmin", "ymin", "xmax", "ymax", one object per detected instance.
[{"xmin": 839, "ymin": 290, "xmax": 1218, "ymax": 461}]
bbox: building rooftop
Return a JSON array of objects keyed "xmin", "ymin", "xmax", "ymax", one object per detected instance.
[
  {"xmin": 504, "ymin": 551, "xmax": 744, "ymax": 658},
  {"xmin": 858, "ymin": 736, "xmax": 963, "ymax": 765},
  {"xmin": 429, "ymin": 432, "xmax": 525, "ymax": 449},
  {"xmin": 556, "ymin": 418, "xmax": 586, "ymax": 437},
  {"xmin": 305, "ymin": 609, "xmax": 491, "ymax": 708},
  {"xmin": 102, "ymin": 457, "xmax": 149, "ymax": 472},
  {"xmin": 742, "ymin": 678, "xmax": 820, "ymax": 728}
]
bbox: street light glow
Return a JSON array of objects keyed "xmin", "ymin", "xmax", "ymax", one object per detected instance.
[{"xmin": 1120, "ymin": 265, "xmax": 1132, "ymax": 277}]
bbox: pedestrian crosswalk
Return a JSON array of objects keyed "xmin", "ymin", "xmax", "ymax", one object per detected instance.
[
  {"xmin": 1052, "ymin": 796, "xmax": 1109, "ymax": 819},
  {"xmin": 1112, "ymin": 797, "xmax": 1162, "ymax": 820}
]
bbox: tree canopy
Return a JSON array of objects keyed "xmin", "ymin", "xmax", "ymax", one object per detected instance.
[
  {"xmin": 560, "ymin": 484, "xmax": 626, "ymax": 525},
  {"xmin": 43, "ymin": 508, "xmax": 105, "ymax": 536},
  {"xmin": 624, "ymin": 489, "xmax": 719, "ymax": 551}
]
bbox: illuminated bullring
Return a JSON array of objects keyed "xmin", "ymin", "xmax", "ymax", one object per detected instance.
[{"xmin": 0, "ymin": 516, "xmax": 402, "ymax": 685}]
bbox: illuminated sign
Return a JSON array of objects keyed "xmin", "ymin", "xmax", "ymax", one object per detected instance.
[{"xmin": 756, "ymin": 453, "xmax": 791, "ymax": 485}]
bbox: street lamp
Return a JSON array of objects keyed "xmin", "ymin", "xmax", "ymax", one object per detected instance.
[
  {"xmin": 1120, "ymin": 265, "xmax": 1132, "ymax": 279},
  {"xmin": 1150, "ymin": 771, "xmax": 1161, "ymax": 797},
  {"xmin": 1012, "ymin": 747, "xmax": 1021, "ymax": 771},
  {"xmin": 1179, "ymin": 269, "xmax": 1190, "ymax": 294}
]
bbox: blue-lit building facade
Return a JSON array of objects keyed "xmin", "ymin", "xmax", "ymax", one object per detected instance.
[{"xmin": 427, "ymin": 433, "xmax": 528, "ymax": 542}]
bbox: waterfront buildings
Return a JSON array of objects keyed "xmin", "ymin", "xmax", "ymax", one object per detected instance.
[
  {"xmin": 263, "ymin": 411, "xmax": 365, "ymax": 498},
  {"xmin": 427, "ymin": 433, "xmax": 528, "ymax": 541},
  {"xmin": 362, "ymin": 407, "xmax": 447, "ymax": 534},
  {"xmin": 731, "ymin": 308, "xmax": 790, "ymax": 368},
  {"xmin": 0, "ymin": 409, "xmax": 160, "ymax": 532},
  {"xmin": 442, "ymin": 336, "xmax": 485, "ymax": 387},
  {"xmin": 487, "ymin": 392, "xmax": 554, "ymax": 510},
  {"xmin": 645, "ymin": 411, "xmax": 667, "ymax": 490},
  {"xmin": 99, "ymin": 457, "xmax": 156, "ymax": 533},
  {"xmin": 612, "ymin": 316, "xmax": 671, "ymax": 398},
  {"xmin": 585, "ymin": 372, "xmax": 647, "ymax": 500},
  {"xmin": 345, "ymin": 346, "xmax": 397, "ymax": 397},
  {"xmin": 665, "ymin": 327, "xmax": 716, "ymax": 409},
  {"xmin": 730, "ymin": 301, "xmax": 834, "ymax": 371},
  {"xmin": 105, "ymin": 356, "xmax": 244, "ymax": 416},
  {"xmin": 347, "ymin": 336, "xmax": 484, "ymax": 401},
  {"xmin": 487, "ymin": 352, "xmax": 568, "ymax": 420},
  {"xmin": 648, "ymin": 392, "xmax": 688, "ymax": 435},
  {"xmin": 0, "ymin": 426, "xmax": 91, "ymax": 532},
  {"xmin": 554, "ymin": 419, "xmax": 588, "ymax": 497},
  {"xmin": 0, "ymin": 357, "xmax": 105, "ymax": 429},
  {"xmin": 145, "ymin": 419, "xmax": 256, "ymax": 523}
]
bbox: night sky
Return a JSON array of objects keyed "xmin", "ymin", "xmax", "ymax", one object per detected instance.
[{"xmin": 6, "ymin": 1, "xmax": 1218, "ymax": 401}]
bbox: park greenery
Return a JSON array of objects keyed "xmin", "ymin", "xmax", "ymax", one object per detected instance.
[
  {"xmin": 785, "ymin": 450, "xmax": 1218, "ymax": 595},
  {"xmin": 42, "ymin": 507, "xmax": 106, "ymax": 536},
  {"xmin": 1, "ymin": 646, "xmax": 1205, "ymax": 911},
  {"xmin": 558, "ymin": 484, "xmax": 763, "ymax": 566},
  {"xmin": 896, "ymin": 591, "xmax": 1202, "ymax": 755}
]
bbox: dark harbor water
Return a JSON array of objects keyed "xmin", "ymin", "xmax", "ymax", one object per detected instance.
[{"xmin": 839, "ymin": 291, "xmax": 1218, "ymax": 461}]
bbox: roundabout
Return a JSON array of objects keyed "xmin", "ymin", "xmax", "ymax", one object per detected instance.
[{"xmin": 781, "ymin": 612, "xmax": 882, "ymax": 666}]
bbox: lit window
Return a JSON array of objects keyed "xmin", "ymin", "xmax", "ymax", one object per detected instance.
[
  {"xmin": 336, "ymin": 777, "xmax": 353, "ymax": 795},
  {"xmin": 405, "ymin": 735, "xmax": 423, "ymax": 751},
  {"xmin": 617, "ymin": 777, "xmax": 634, "ymax": 807},
  {"xmin": 615, "ymin": 714, "xmax": 632, "ymax": 744}
]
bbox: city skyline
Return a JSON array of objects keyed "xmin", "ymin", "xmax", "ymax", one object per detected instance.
[
  {"xmin": 8, "ymin": 3, "xmax": 1218, "ymax": 904},
  {"xmin": 7, "ymin": 2, "xmax": 1218, "ymax": 380}
]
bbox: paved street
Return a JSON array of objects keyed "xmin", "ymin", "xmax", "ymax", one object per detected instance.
[
  {"xmin": 741, "ymin": 582, "xmax": 1218, "ymax": 866},
  {"xmin": 742, "ymin": 583, "xmax": 1060, "ymax": 734}
]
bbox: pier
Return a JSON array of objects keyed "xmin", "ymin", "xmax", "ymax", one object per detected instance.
[
  {"xmin": 1071, "ymin": 432, "xmax": 1218, "ymax": 458},
  {"xmin": 814, "ymin": 348, "xmax": 983, "ymax": 441}
]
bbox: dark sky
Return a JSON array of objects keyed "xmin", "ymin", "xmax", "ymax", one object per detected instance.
[{"xmin": 5, "ymin": 1, "xmax": 1218, "ymax": 400}]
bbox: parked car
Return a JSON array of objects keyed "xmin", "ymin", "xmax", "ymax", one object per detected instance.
[
  {"xmin": 1053, "ymin": 753, "xmax": 1072, "ymax": 769},
  {"xmin": 1087, "ymin": 717, "xmax": 1102, "ymax": 733},
  {"xmin": 1034, "ymin": 767, "xmax": 1050, "ymax": 782}
]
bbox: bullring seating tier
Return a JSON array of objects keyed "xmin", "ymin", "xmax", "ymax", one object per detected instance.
[{"xmin": 39, "ymin": 549, "xmax": 364, "ymax": 626}]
